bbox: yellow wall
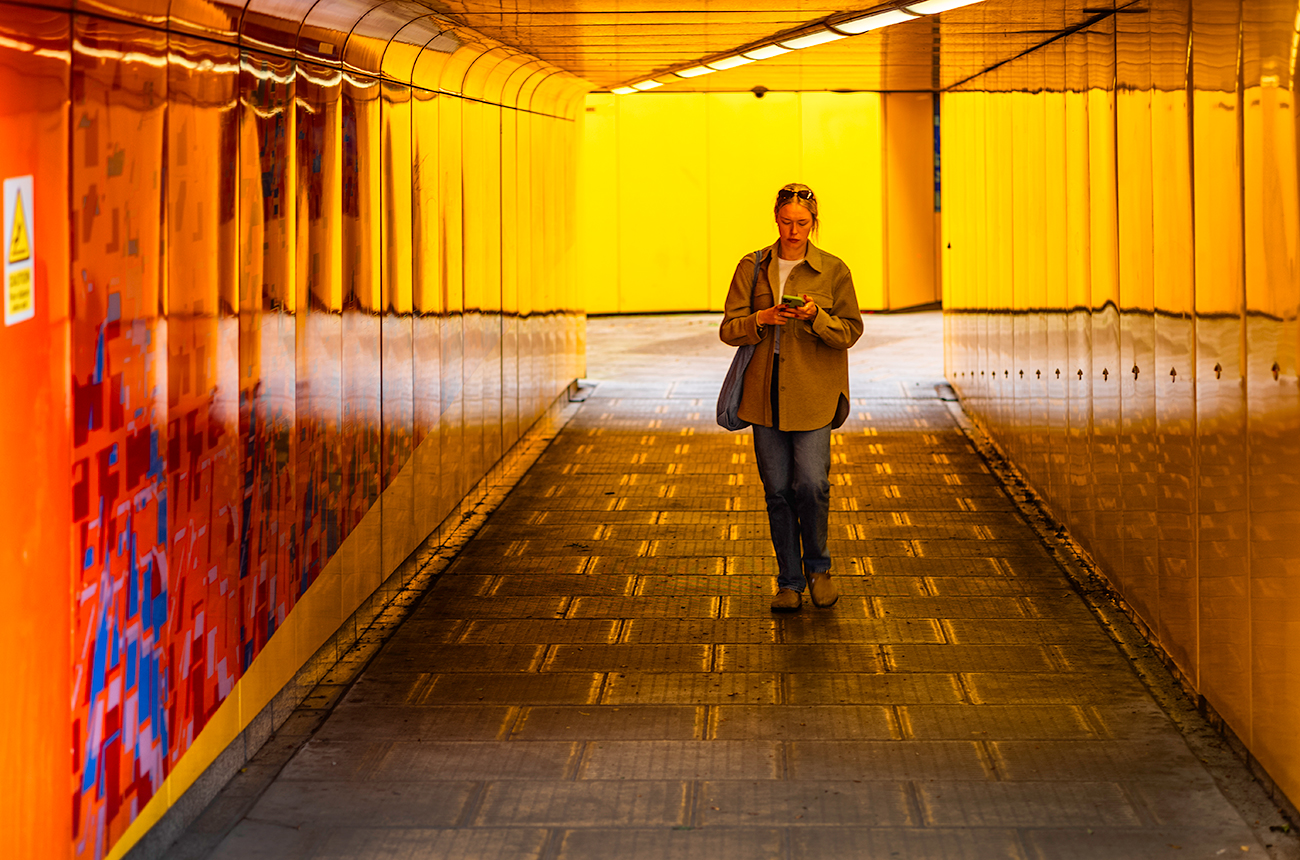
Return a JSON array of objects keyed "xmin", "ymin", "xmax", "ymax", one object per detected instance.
[
  {"xmin": 579, "ymin": 91, "xmax": 937, "ymax": 314},
  {"xmin": 942, "ymin": 0, "xmax": 1300, "ymax": 810}
]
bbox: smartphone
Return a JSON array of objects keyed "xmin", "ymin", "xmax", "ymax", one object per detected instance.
[{"xmin": 781, "ymin": 294, "xmax": 806, "ymax": 308}]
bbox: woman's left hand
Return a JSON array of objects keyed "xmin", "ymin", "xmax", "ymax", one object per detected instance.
[{"xmin": 789, "ymin": 295, "xmax": 818, "ymax": 321}]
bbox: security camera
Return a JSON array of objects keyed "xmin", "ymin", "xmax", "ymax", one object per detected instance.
[{"xmin": 752, "ymin": 86, "xmax": 768, "ymax": 99}]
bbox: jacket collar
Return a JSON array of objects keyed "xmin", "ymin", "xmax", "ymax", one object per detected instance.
[{"xmin": 765, "ymin": 239, "xmax": 824, "ymax": 273}]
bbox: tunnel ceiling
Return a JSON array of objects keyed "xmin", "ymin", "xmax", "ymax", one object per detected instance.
[{"xmin": 429, "ymin": 0, "xmax": 1127, "ymax": 92}]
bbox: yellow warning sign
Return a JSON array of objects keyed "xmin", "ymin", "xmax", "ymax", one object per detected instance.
[
  {"xmin": 8, "ymin": 189, "xmax": 28, "ymax": 264},
  {"xmin": 4, "ymin": 175, "xmax": 35, "ymax": 326},
  {"xmin": 7, "ymin": 268, "xmax": 31, "ymax": 318}
]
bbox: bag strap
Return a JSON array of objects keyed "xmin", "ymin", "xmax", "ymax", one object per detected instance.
[{"xmin": 749, "ymin": 248, "xmax": 769, "ymax": 311}]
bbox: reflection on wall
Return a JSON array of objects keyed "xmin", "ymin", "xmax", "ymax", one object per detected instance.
[
  {"xmin": 0, "ymin": 6, "xmax": 587, "ymax": 857},
  {"xmin": 579, "ymin": 91, "xmax": 939, "ymax": 314},
  {"xmin": 942, "ymin": 0, "xmax": 1300, "ymax": 808}
]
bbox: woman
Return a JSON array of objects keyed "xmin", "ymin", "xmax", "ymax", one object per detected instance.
[{"xmin": 719, "ymin": 183, "xmax": 863, "ymax": 612}]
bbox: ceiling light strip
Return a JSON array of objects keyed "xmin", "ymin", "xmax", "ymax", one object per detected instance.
[{"xmin": 608, "ymin": 0, "xmax": 984, "ymax": 93}]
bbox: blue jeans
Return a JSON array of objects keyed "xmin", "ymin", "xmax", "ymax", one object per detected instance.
[{"xmin": 751, "ymin": 423, "xmax": 832, "ymax": 592}]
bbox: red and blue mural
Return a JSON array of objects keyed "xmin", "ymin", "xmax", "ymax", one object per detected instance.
[{"xmin": 18, "ymin": 12, "xmax": 588, "ymax": 858}]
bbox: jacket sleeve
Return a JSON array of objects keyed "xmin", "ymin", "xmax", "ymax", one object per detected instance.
[
  {"xmin": 809, "ymin": 262, "xmax": 863, "ymax": 351},
  {"xmin": 719, "ymin": 255, "xmax": 764, "ymax": 346}
]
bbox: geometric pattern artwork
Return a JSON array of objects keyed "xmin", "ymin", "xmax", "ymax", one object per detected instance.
[{"xmin": 63, "ymin": 19, "xmax": 583, "ymax": 859}]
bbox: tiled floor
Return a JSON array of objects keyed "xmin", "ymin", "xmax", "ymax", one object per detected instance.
[{"xmin": 200, "ymin": 313, "xmax": 1284, "ymax": 859}]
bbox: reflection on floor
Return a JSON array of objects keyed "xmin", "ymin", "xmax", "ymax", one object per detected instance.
[{"xmin": 195, "ymin": 312, "xmax": 1274, "ymax": 859}]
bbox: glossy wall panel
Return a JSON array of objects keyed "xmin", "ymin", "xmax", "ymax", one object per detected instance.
[
  {"xmin": 0, "ymin": 7, "xmax": 72, "ymax": 859},
  {"xmin": 943, "ymin": 0, "xmax": 1300, "ymax": 809},
  {"xmin": 578, "ymin": 91, "xmax": 931, "ymax": 314},
  {"xmin": 0, "ymin": 2, "xmax": 586, "ymax": 856}
]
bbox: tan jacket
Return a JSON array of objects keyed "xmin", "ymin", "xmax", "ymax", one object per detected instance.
[{"xmin": 719, "ymin": 240, "xmax": 863, "ymax": 431}]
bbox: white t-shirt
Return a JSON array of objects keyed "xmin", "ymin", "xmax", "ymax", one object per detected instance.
[
  {"xmin": 772, "ymin": 256, "xmax": 803, "ymax": 354},
  {"xmin": 776, "ymin": 256, "xmax": 802, "ymax": 295}
]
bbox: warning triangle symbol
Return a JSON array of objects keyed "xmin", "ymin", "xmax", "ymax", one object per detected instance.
[{"xmin": 8, "ymin": 191, "xmax": 29, "ymax": 264}]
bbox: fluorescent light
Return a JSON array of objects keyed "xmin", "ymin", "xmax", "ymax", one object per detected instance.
[
  {"xmin": 742, "ymin": 44, "xmax": 790, "ymax": 60},
  {"xmin": 777, "ymin": 28, "xmax": 846, "ymax": 50},
  {"xmin": 631, "ymin": 79, "xmax": 663, "ymax": 90},
  {"xmin": 905, "ymin": 0, "xmax": 981, "ymax": 13},
  {"xmin": 706, "ymin": 54, "xmax": 755, "ymax": 70},
  {"xmin": 676, "ymin": 65, "xmax": 716, "ymax": 78},
  {"xmin": 834, "ymin": 8, "xmax": 920, "ymax": 34},
  {"xmin": 611, "ymin": 86, "xmax": 636, "ymax": 95}
]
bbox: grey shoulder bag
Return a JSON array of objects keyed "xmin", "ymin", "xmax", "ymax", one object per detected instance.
[{"xmin": 716, "ymin": 249, "xmax": 770, "ymax": 431}]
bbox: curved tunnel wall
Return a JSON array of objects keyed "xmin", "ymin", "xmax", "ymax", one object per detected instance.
[
  {"xmin": 943, "ymin": 0, "xmax": 1300, "ymax": 809},
  {"xmin": 0, "ymin": 2, "xmax": 587, "ymax": 857}
]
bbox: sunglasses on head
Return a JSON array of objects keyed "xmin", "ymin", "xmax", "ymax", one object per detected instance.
[{"xmin": 778, "ymin": 188, "xmax": 815, "ymax": 202}]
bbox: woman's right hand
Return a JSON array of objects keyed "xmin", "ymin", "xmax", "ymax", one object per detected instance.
[{"xmin": 757, "ymin": 305, "xmax": 788, "ymax": 327}]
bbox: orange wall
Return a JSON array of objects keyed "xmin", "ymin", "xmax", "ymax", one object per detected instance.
[{"xmin": 0, "ymin": 7, "xmax": 72, "ymax": 859}]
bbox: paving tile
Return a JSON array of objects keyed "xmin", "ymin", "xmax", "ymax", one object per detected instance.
[
  {"xmin": 1023, "ymin": 828, "xmax": 1266, "ymax": 859},
  {"xmin": 1133, "ymin": 782, "xmax": 1266, "ymax": 828},
  {"xmin": 943, "ymin": 619, "xmax": 1117, "ymax": 645},
  {"xmin": 279, "ymin": 740, "xmax": 580, "ymax": 782},
  {"xmin": 490, "ymin": 575, "xmax": 634, "ymax": 596},
  {"xmin": 1088, "ymin": 701, "xmax": 1179, "ymax": 740},
  {"xmin": 207, "ymin": 820, "xmax": 314, "ymax": 859},
  {"xmin": 901, "ymin": 705, "xmax": 1098, "ymax": 740},
  {"xmin": 885, "ymin": 644, "xmax": 1056, "ymax": 673},
  {"xmin": 843, "ymin": 575, "xmax": 932, "ymax": 596},
  {"xmin": 913, "ymin": 539, "xmax": 1053, "ymax": 558},
  {"xmin": 579, "ymin": 740, "xmax": 781, "ymax": 779},
  {"xmin": 243, "ymin": 780, "xmax": 475, "ymax": 827},
  {"xmin": 725, "ymin": 556, "xmax": 781, "ymax": 575},
  {"xmin": 588, "ymin": 557, "xmax": 725, "ymax": 575},
  {"xmin": 699, "ymin": 780, "xmax": 915, "ymax": 826},
  {"xmin": 474, "ymin": 781, "xmax": 689, "ymax": 827},
  {"xmin": 778, "ymin": 617, "xmax": 945, "ymax": 644},
  {"xmin": 710, "ymin": 705, "xmax": 898, "ymax": 740},
  {"xmin": 792, "ymin": 828, "xmax": 1024, "ymax": 860},
  {"xmin": 1051, "ymin": 642, "xmax": 1130, "ymax": 672},
  {"xmin": 638, "ymin": 575, "xmax": 774, "ymax": 596},
  {"xmin": 603, "ymin": 672, "xmax": 779, "ymax": 704},
  {"xmin": 925, "ymin": 576, "xmax": 1071, "ymax": 596},
  {"xmin": 786, "ymin": 673, "xmax": 963, "ymax": 705},
  {"xmin": 411, "ymin": 596, "xmax": 569, "ymax": 619},
  {"xmin": 722, "ymin": 595, "xmax": 874, "ymax": 618},
  {"xmin": 963, "ymin": 672, "xmax": 1149, "ymax": 705},
  {"xmin": 311, "ymin": 828, "xmax": 550, "ymax": 860},
  {"xmin": 418, "ymin": 673, "xmax": 604, "ymax": 705},
  {"xmin": 368, "ymin": 619, "xmax": 464, "ymax": 646},
  {"xmin": 1021, "ymin": 595, "xmax": 1103, "ymax": 622},
  {"xmin": 443, "ymin": 556, "xmax": 589, "ymax": 576},
  {"xmin": 462, "ymin": 539, "xmax": 642, "ymax": 557},
  {"xmin": 716, "ymin": 644, "xmax": 882, "ymax": 673},
  {"xmin": 876, "ymin": 596, "xmax": 1029, "ymax": 618},
  {"xmin": 544, "ymin": 644, "xmax": 710, "ymax": 672},
  {"xmin": 509, "ymin": 509, "xmax": 658, "ymax": 525},
  {"xmin": 557, "ymin": 829, "xmax": 784, "ymax": 860},
  {"xmin": 991, "ymin": 740, "xmax": 1207, "ymax": 783},
  {"xmin": 425, "ymin": 574, "xmax": 497, "ymax": 596},
  {"xmin": 788, "ymin": 740, "xmax": 990, "ymax": 780},
  {"xmin": 367, "ymin": 644, "xmax": 546, "ymax": 674},
  {"xmin": 917, "ymin": 781, "xmax": 1142, "ymax": 827},
  {"xmin": 342, "ymin": 673, "xmax": 602, "ymax": 706},
  {"xmin": 867, "ymin": 557, "xmax": 1011, "ymax": 576},
  {"xmin": 317, "ymin": 705, "xmax": 519, "ymax": 742},
  {"xmin": 459, "ymin": 619, "xmax": 620, "ymax": 644},
  {"xmin": 622, "ymin": 618, "xmax": 777, "ymax": 643},
  {"xmin": 511, "ymin": 705, "xmax": 704, "ymax": 740},
  {"xmin": 567, "ymin": 596, "xmax": 719, "ymax": 618}
]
